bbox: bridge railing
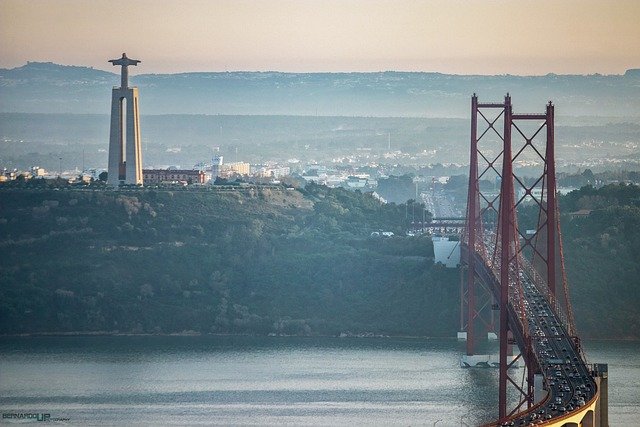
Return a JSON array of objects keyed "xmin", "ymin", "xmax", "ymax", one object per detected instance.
[
  {"xmin": 477, "ymin": 234, "xmax": 531, "ymax": 342},
  {"xmin": 519, "ymin": 257, "xmax": 586, "ymax": 361},
  {"xmin": 519, "ymin": 256, "xmax": 577, "ymax": 339},
  {"xmin": 475, "ymin": 232, "xmax": 585, "ymax": 363}
]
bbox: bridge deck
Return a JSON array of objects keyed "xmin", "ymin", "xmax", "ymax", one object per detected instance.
[{"xmin": 462, "ymin": 242, "xmax": 598, "ymax": 425}]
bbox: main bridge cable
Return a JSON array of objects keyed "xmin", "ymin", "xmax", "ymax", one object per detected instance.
[{"xmin": 556, "ymin": 201, "xmax": 579, "ymax": 349}]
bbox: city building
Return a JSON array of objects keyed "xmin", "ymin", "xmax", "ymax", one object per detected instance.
[
  {"xmin": 226, "ymin": 162, "xmax": 250, "ymax": 176},
  {"xmin": 254, "ymin": 165, "xmax": 291, "ymax": 179},
  {"xmin": 143, "ymin": 169, "xmax": 205, "ymax": 184},
  {"xmin": 211, "ymin": 156, "xmax": 224, "ymax": 178},
  {"xmin": 31, "ymin": 167, "xmax": 46, "ymax": 177},
  {"xmin": 210, "ymin": 156, "xmax": 251, "ymax": 178}
]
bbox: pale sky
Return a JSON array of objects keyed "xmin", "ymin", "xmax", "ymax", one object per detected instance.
[{"xmin": 1, "ymin": 0, "xmax": 639, "ymax": 75}]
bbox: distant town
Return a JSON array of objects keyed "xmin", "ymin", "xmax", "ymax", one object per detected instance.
[
  {"xmin": 1, "ymin": 56, "xmax": 639, "ymax": 226},
  {"xmin": 2, "ymin": 62, "xmax": 639, "ymax": 201}
]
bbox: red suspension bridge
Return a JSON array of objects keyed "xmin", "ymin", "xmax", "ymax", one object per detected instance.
[{"xmin": 458, "ymin": 94, "xmax": 608, "ymax": 426}]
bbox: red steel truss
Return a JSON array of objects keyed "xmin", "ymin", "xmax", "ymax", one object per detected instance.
[{"xmin": 462, "ymin": 94, "xmax": 576, "ymax": 419}]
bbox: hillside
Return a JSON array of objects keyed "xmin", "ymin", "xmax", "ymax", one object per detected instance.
[
  {"xmin": 1, "ymin": 183, "xmax": 639, "ymax": 339},
  {"xmin": 560, "ymin": 184, "xmax": 640, "ymax": 339},
  {"xmin": 2, "ymin": 62, "xmax": 640, "ymax": 117},
  {"xmin": 0, "ymin": 184, "xmax": 456, "ymax": 337},
  {"xmin": 518, "ymin": 184, "xmax": 640, "ymax": 339}
]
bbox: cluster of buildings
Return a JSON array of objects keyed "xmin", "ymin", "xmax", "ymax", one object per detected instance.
[
  {"xmin": 0, "ymin": 166, "xmax": 46, "ymax": 182},
  {"xmin": 0, "ymin": 159, "xmax": 292, "ymax": 186},
  {"xmin": 300, "ymin": 165, "xmax": 375, "ymax": 189},
  {"xmin": 142, "ymin": 157, "xmax": 291, "ymax": 186},
  {"xmin": 0, "ymin": 165, "xmax": 96, "ymax": 183}
]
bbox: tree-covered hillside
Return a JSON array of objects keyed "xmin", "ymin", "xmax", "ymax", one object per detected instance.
[
  {"xmin": 2, "ymin": 182, "xmax": 638, "ymax": 339},
  {"xmin": 0, "ymin": 184, "xmax": 456, "ymax": 337},
  {"xmin": 515, "ymin": 184, "xmax": 640, "ymax": 339},
  {"xmin": 559, "ymin": 184, "xmax": 640, "ymax": 339}
]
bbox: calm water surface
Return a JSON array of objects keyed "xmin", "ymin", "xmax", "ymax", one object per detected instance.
[{"xmin": 0, "ymin": 336, "xmax": 637, "ymax": 425}]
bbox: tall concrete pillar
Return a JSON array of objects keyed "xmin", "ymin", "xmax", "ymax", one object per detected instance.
[
  {"xmin": 107, "ymin": 53, "xmax": 143, "ymax": 187},
  {"xmin": 594, "ymin": 363, "xmax": 609, "ymax": 427}
]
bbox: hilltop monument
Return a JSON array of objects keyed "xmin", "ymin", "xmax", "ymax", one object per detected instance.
[{"xmin": 107, "ymin": 53, "xmax": 143, "ymax": 186}]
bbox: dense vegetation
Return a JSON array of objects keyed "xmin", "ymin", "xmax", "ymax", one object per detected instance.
[
  {"xmin": 559, "ymin": 184, "xmax": 640, "ymax": 339},
  {"xmin": 0, "ymin": 183, "xmax": 456, "ymax": 337},
  {"xmin": 516, "ymin": 183, "xmax": 640, "ymax": 339},
  {"xmin": 1, "ymin": 182, "xmax": 638, "ymax": 339}
]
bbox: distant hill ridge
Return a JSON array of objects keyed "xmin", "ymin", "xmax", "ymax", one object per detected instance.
[
  {"xmin": 1, "ymin": 61, "xmax": 640, "ymax": 117},
  {"xmin": 3, "ymin": 61, "xmax": 116, "ymax": 79},
  {"xmin": 6, "ymin": 61, "xmax": 639, "ymax": 79}
]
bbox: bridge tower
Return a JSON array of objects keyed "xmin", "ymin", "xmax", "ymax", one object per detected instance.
[
  {"xmin": 463, "ymin": 94, "xmax": 579, "ymax": 419},
  {"xmin": 459, "ymin": 94, "xmax": 499, "ymax": 361}
]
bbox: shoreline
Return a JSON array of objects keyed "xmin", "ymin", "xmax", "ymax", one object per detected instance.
[
  {"xmin": 0, "ymin": 331, "xmax": 637, "ymax": 341},
  {"xmin": 0, "ymin": 331, "xmax": 436, "ymax": 339}
]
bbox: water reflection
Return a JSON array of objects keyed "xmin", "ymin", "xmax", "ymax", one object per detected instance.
[{"xmin": 0, "ymin": 336, "xmax": 636, "ymax": 425}]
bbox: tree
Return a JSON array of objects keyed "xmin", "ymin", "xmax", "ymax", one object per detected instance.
[{"xmin": 581, "ymin": 169, "xmax": 595, "ymax": 184}]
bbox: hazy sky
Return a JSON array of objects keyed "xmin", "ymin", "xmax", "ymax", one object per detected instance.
[{"xmin": 1, "ymin": 0, "xmax": 639, "ymax": 75}]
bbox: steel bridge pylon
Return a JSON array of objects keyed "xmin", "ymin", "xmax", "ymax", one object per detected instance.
[{"xmin": 462, "ymin": 94, "xmax": 578, "ymax": 420}]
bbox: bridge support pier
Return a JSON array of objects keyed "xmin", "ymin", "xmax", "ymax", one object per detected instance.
[
  {"xmin": 460, "ymin": 354, "xmax": 521, "ymax": 369},
  {"xmin": 593, "ymin": 364, "xmax": 609, "ymax": 427}
]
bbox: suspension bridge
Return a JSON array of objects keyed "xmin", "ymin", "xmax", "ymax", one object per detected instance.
[{"xmin": 455, "ymin": 94, "xmax": 608, "ymax": 426}]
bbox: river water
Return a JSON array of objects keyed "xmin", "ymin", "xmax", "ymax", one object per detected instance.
[{"xmin": 0, "ymin": 336, "xmax": 637, "ymax": 425}]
